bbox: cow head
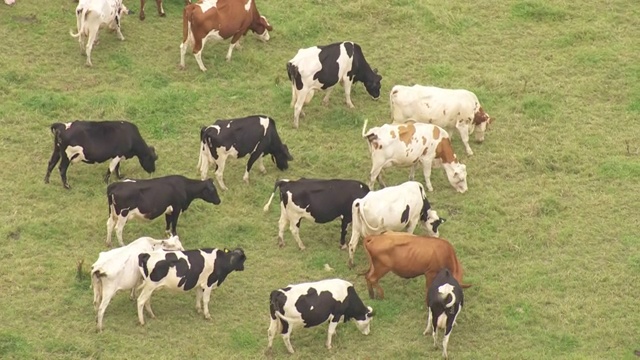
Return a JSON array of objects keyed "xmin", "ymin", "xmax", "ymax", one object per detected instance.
[
  {"xmin": 422, "ymin": 210, "xmax": 446, "ymax": 237},
  {"xmin": 472, "ymin": 107, "xmax": 492, "ymax": 142},
  {"xmin": 354, "ymin": 306, "xmax": 374, "ymax": 335},
  {"xmin": 201, "ymin": 179, "xmax": 221, "ymax": 205},
  {"xmin": 227, "ymin": 248, "xmax": 246, "ymax": 272},
  {"xmin": 252, "ymin": 16, "xmax": 272, "ymax": 42},
  {"xmin": 443, "ymin": 163, "xmax": 468, "ymax": 193},
  {"xmin": 160, "ymin": 235, "xmax": 185, "ymax": 251},
  {"xmin": 139, "ymin": 146, "xmax": 158, "ymax": 174},
  {"xmin": 363, "ymin": 69, "xmax": 382, "ymax": 100},
  {"xmin": 272, "ymin": 144, "xmax": 293, "ymax": 171}
]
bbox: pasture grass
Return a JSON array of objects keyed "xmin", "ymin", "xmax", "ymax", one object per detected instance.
[{"xmin": 1, "ymin": 0, "xmax": 639, "ymax": 359}]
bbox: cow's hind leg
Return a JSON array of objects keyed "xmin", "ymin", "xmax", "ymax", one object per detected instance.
[
  {"xmin": 322, "ymin": 87, "xmax": 334, "ymax": 106},
  {"xmin": 156, "ymin": 0, "xmax": 165, "ymax": 16},
  {"xmin": 45, "ymin": 148, "xmax": 61, "ymax": 184},
  {"xmin": 326, "ymin": 319, "xmax": 338, "ymax": 349},
  {"xmin": 213, "ymin": 154, "xmax": 229, "ymax": 191},
  {"xmin": 290, "ymin": 84, "xmax": 297, "ymax": 108},
  {"xmin": 136, "ymin": 286, "xmax": 155, "ymax": 326},
  {"xmin": 421, "ymin": 159, "xmax": 434, "ymax": 192},
  {"xmin": 289, "ymin": 217, "xmax": 305, "ymax": 250},
  {"xmin": 423, "ymin": 307, "xmax": 433, "ymax": 335},
  {"xmin": 195, "ymin": 287, "xmax": 204, "ymax": 314},
  {"xmin": 193, "ymin": 37, "xmax": 208, "ymax": 72},
  {"xmin": 343, "ymin": 78, "xmax": 355, "ymax": 108},
  {"xmin": 96, "ymin": 282, "xmax": 118, "ymax": 332},
  {"xmin": 267, "ymin": 316, "xmax": 280, "ymax": 350},
  {"xmin": 201, "ymin": 286, "xmax": 213, "ymax": 320},
  {"xmin": 115, "ymin": 214, "xmax": 128, "ymax": 246},
  {"xmin": 282, "ymin": 326, "xmax": 295, "ymax": 354},
  {"xmin": 258, "ymin": 156, "xmax": 266, "ymax": 174},
  {"xmin": 106, "ymin": 212, "xmax": 116, "ymax": 247},
  {"xmin": 84, "ymin": 20, "xmax": 101, "ymax": 66},
  {"xmin": 293, "ymin": 88, "xmax": 311, "ymax": 129},
  {"xmin": 277, "ymin": 203, "xmax": 289, "ymax": 247}
]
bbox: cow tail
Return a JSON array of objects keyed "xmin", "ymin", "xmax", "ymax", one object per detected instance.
[
  {"xmin": 361, "ymin": 119, "xmax": 369, "ymax": 138},
  {"xmin": 50, "ymin": 123, "xmax": 65, "ymax": 151},
  {"xmin": 91, "ymin": 270, "xmax": 103, "ymax": 306},
  {"xmin": 263, "ymin": 179, "xmax": 289, "ymax": 212},
  {"xmin": 354, "ymin": 199, "xmax": 384, "ymax": 233},
  {"xmin": 138, "ymin": 253, "xmax": 151, "ymax": 278},
  {"xmin": 70, "ymin": 8, "xmax": 88, "ymax": 38}
]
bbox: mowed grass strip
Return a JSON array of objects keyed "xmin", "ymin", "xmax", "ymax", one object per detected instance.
[{"xmin": 1, "ymin": 0, "xmax": 639, "ymax": 359}]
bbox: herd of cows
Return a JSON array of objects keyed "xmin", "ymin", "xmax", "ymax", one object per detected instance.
[{"xmin": 55, "ymin": 0, "xmax": 496, "ymax": 357}]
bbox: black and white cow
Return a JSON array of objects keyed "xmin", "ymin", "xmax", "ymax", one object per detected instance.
[
  {"xmin": 45, "ymin": 120, "xmax": 157, "ymax": 189},
  {"xmin": 267, "ymin": 278, "xmax": 374, "ymax": 354},
  {"xmin": 197, "ymin": 115, "xmax": 293, "ymax": 191},
  {"xmin": 106, "ymin": 175, "xmax": 221, "ymax": 246},
  {"xmin": 424, "ymin": 268, "xmax": 464, "ymax": 360},
  {"xmin": 136, "ymin": 247, "xmax": 246, "ymax": 325},
  {"xmin": 262, "ymin": 178, "xmax": 370, "ymax": 250},
  {"xmin": 286, "ymin": 41, "xmax": 382, "ymax": 128}
]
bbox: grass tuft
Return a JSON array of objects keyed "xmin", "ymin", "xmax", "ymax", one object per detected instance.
[{"xmin": 511, "ymin": 1, "xmax": 569, "ymax": 22}]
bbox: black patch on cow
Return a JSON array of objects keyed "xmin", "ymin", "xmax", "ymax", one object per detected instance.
[
  {"xmin": 313, "ymin": 43, "xmax": 342, "ymax": 90},
  {"xmin": 179, "ymin": 250, "xmax": 206, "ymax": 290},
  {"xmin": 287, "ymin": 63, "xmax": 304, "ymax": 91},
  {"xmin": 270, "ymin": 290, "xmax": 290, "ymax": 334},
  {"xmin": 206, "ymin": 249, "xmax": 246, "ymax": 288},
  {"xmin": 295, "ymin": 288, "xmax": 339, "ymax": 327},
  {"xmin": 138, "ymin": 253, "xmax": 151, "ymax": 277},
  {"xmin": 344, "ymin": 42, "xmax": 354, "ymax": 58},
  {"xmin": 148, "ymin": 252, "xmax": 182, "ymax": 282},
  {"xmin": 344, "ymin": 285, "xmax": 369, "ymax": 322},
  {"xmin": 400, "ymin": 205, "xmax": 410, "ymax": 224}
]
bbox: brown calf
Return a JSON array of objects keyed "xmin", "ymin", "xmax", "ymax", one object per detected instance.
[
  {"xmin": 362, "ymin": 232, "xmax": 470, "ymax": 300},
  {"xmin": 139, "ymin": 0, "xmax": 191, "ymax": 21}
]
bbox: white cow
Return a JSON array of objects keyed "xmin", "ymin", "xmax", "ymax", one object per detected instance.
[
  {"xmin": 347, "ymin": 181, "xmax": 444, "ymax": 268},
  {"xmin": 70, "ymin": 0, "xmax": 132, "ymax": 66},
  {"xmin": 91, "ymin": 235, "xmax": 184, "ymax": 332},
  {"xmin": 390, "ymin": 85, "xmax": 492, "ymax": 156},
  {"xmin": 362, "ymin": 119, "xmax": 468, "ymax": 193}
]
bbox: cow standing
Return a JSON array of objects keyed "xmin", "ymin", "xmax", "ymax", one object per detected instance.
[
  {"xmin": 362, "ymin": 232, "xmax": 470, "ymax": 300},
  {"xmin": 287, "ymin": 41, "xmax": 382, "ymax": 128},
  {"xmin": 139, "ymin": 0, "xmax": 191, "ymax": 21},
  {"xmin": 424, "ymin": 268, "xmax": 464, "ymax": 360},
  {"xmin": 262, "ymin": 178, "xmax": 370, "ymax": 250},
  {"xmin": 347, "ymin": 181, "xmax": 445, "ymax": 268},
  {"xmin": 179, "ymin": 0, "xmax": 272, "ymax": 72},
  {"xmin": 267, "ymin": 278, "xmax": 374, "ymax": 354},
  {"xmin": 91, "ymin": 235, "xmax": 184, "ymax": 332},
  {"xmin": 362, "ymin": 119, "xmax": 468, "ymax": 193},
  {"xmin": 45, "ymin": 121, "xmax": 157, "ymax": 189},
  {"xmin": 136, "ymin": 247, "xmax": 246, "ymax": 325},
  {"xmin": 106, "ymin": 175, "xmax": 221, "ymax": 246},
  {"xmin": 390, "ymin": 85, "xmax": 492, "ymax": 156},
  {"xmin": 197, "ymin": 115, "xmax": 293, "ymax": 191},
  {"xmin": 70, "ymin": 0, "xmax": 133, "ymax": 66}
]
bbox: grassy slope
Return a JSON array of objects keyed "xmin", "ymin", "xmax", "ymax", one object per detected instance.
[{"xmin": 0, "ymin": 0, "xmax": 639, "ymax": 359}]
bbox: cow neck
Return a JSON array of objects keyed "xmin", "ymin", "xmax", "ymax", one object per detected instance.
[{"xmin": 435, "ymin": 137, "xmax": 457, "ymax": 164}]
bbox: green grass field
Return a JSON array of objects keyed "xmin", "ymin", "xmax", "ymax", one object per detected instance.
[{"xmin": 1, "ymin": 0, "xmax": 639, "ymax": 359}]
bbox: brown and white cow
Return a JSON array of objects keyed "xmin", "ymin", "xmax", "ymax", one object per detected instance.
[
  {"xmin": 179, "ymin": 0, "xmax": 272, "ymax": 72},
  {"xmin": 139, "ymin": 0, "xmax": 191, "ymax": 21},
  {"xmin": 361, "ymin": 120, "xmax": 468, "ymax": 193},
  {"xmin": 362, "ymin": 232, "xmax": 471, "ymax": 300},
  {"xmin": 390, "ymin": 85, "xmax": 492, "ymax": 156}
]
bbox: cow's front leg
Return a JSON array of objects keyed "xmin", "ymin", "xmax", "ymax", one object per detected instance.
[
  {"xmin": 277, "ymin": 204, "xmax": 289, "ymax": 248},
  {"xmin": 456, "ymin": 121, "xmax": 473, "ymax": 156},
  {"xmin": 59, "ymin": 155, "xmax": 72, "ymax": 189},
  {"xmin": 421, "ymin": 160, "xmax": 434, "ymax": 192},
  {"xmin": 326, "ymin": 320, "xmax": 338, "ymax": 349},
  {"xmin": 201, "ymin": 287, "xmax": 213, "ymax": 320},
  {"xmin": 343, "ymin": 79, "xmax": 355, "ymax": 108},
  {"xmin": 226, "ymin": 34, "xmax": 243, "ymax": 62},
  {"xmin": 243, "ymin": 151, "xmax": 263, "ymax": 184},
  {"xmin": 168, "ymin": 211, "xmax": 180, "ymax": 236},
  {"xmin": 195, "ymin": 287, "xmax": 204, "ymax": 314},
  {"xmin": 139, "ymin": 0, "xmax": 146, "ymax": 20},
  {"xmin": 258, "ymin": 156, "xmax": 266, "ymax": 174},
  {"xmin": 156, "ymin": 0, "xmax": 165, "ymax": 16},
  {"xmin": 322, "ymin": 87, "xmax": 334, "ymax": 106}
]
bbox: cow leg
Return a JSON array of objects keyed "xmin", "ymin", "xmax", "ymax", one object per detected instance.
[
  {"xmin": 267, "ymin": 316, "xmax": 279, "ymax": 350},
  {"xmin": 431, "ymin": 315, "xmax": 439, "ymax": 348},
  {"xmin": 114, "ymin": 20, "xmax": 125, "ymax": 41},
  {"xmin": 59, "ymin": 154, "xmax": 72, "ymax": 189},
  {"xmin": 106, "ymin": 213, "xmax": 116, "ymax": 247},
  {"xmin": 339, "ymin": 217, "xmax": 349, "ymax": 250},
  {"xmin": 84, "ymin": 22, "xmax": 100, "ymax": 67},
  {"xmin": 421, "ymin": 159, "xmax": 434, "ymax": 192},
  {"xmin": 104, "ymin": 156, "xmax": 122, "ymax": 183},
  {"xmin": 290, "ymin": 84, "xmax": 297, "ymax": 108},
  {"xmin": 96, "ymin": 282, "xmax": 117, "ymax": 332},
  {"xmin": 347, "ymin": 233, "xmax": 359, "ymax": 269},
  {"xmin": 343, "ymin": 79, "xmax": 355, "ymax": 108},
  {"xmin": 213, "ymin": 155, "xmax": 229, "ymax": 191},
  {"xmin": 423, "ymin": 307, "xmax": 433, "ymax": 335},
  {"xmin": 195, "ymin": 287, "xmax": 204, "ymax": 314},
  {"xmin": 365, "ymin": 266, "xmax": 388, "ymax": 299},
  {"xmin": 277, "ymin": 203, "xmax": 289, "ymax": 247},
  {"xmin": 45, "ymin": 147, "xmax": 61, "ymax": 184},
  {"xmin": 290, "ymin": 218, "xmax": 306, "ymax": 250},
  {"xmin": 368, "ymin": 162, "xmax": 385, "ymax": 189},
  {"xmin": 201, "ymin": 286, "xmax": 213, "ymax": 320},
  {"xmin": 144, "ymin": 297, "xmax": 156, "ymax": 319},
  {"xmin": 139, "ymin": 0, "xmax": 146, "ymax": 20},
  {"xmin": 136, "ymin": 286, "xmax": 155, "ymax": 325},
  {"xmin": 114, "ymin": 162, "xmax": 123, "ymax": 179},
  {"xmin": 156, "ymin": 0, "xmax": 165, "ymax": 16},
  {"xmin": 166, "ymin": 211, "xmax": 180, "ymax": 236},
  {"xmin": 408, "ymin": 163, "xmax": 417, "ymax": 180},
  {"xmin": 442, "ymin": 311, "xmax": 458, "ymax": 359},
  {"xmin": 225, "ymin": 33, "xmax": 243, "ymax": 62},
  {"xmin": 243, "ymin": 151, "xmax": 263, "ymax": 184},
  {"xmin": 322, "ymin": 87, "xmax": 334, "ymax": 106},
  {"xmin": 193, "ymin": 37, "xmax": 208, "ymax": 72},
  {"xmin": 115, "ymin": 215, "xmax": 128, "ymax": 246},
  {"xmin": 282, "ymin": 326, "xmax": 295, "ymax": 354},
  {"xmin": 326, "ymin": 320, "xmax": 339, "ymax": 349},
  {"xmin": 456, "ymin": 121, "xmax": 474, "ymax": 156},
  {"xmin": 293, "ymin": 88, "xmax": 311, "ymax": 129},
  {"xmin": 258, "ymin": 156, "xmax": 266, "ymax": 174},
  {"xmin": 304, "ymin": 89, "xmax": 315, "ymax": 104}
]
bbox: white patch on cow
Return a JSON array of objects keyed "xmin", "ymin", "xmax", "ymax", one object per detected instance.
[
  {"xmin": 309, "ymin": 306, "xmax": 314, "ymax": 311},
  {"xmin": 197, "ymin": 0, "xmax": 217, "ymax": 13},
  {"xmin": 122, "ymin": 179, "xmax": 136, "ymax": 182},
  {"xmin": 64, "ymin": 122, "xmax": 73, "ymax": 129},
  {"xmin": 436, "ymin": 312, "xmax": 448, "ymax": 329},
  {"xmin": 65, "ymin": 145, "xmax": 86, "ymax": 163},
  {"xmin": 226, "ymin": 123, "xmax": 231, "ymax": 128},
  {"xmin": 259, "ymin": 117, "xmax": 270, "ymax": 136},
  {"xmin": 244, "ymin": 0, "xmax": 252, "ymax": 11},
  {"xmin": 164, "ymin": 205, "xmax": 173, "ymax": 215},
  {"xmin": 204, "ymin": 29, "xmax": 224, "ymax": 42},
  {"xmin": 108, "ymin": 156, "xmax": 122, "ymax": 173},
  {"xmin": 126, "ymin": 208, "xmax": 151, "ymax": 221}
]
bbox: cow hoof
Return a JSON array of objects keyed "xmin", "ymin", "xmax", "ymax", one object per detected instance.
[
  {"xmin": 63, "ymin": 183, "xmax": 71, "ymax": 190},
  {"xmin": 204, "ymin": 315, "xmax": 211, "ymax": 320},
  {"xmin": 140, "ymin": 14, "xmax": 145, "ymax": 21},
  {"xmin": 298, "ymin": 246, "xmax": 306, "ymax": 251},
  {"xmin": 340, "ymin": 244, "xmax": 347, "ymax": 250},
  {"xmin": 160, "ymin": 12, "xmax": 166, "ymax": 17},
  {"xmin": 179, "ymin": 64, "xmax": 186, "ymax": 70},
  {"xmin": 44, "ymin": 177, "xmax": 49, "ymax": 184}
]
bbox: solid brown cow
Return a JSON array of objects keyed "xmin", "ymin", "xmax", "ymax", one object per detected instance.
[
  {"xmin": 139, "ymin": 0, "xmax": 191, "ymax": 21},
  {"xmin": 362, "ymin": 232, "xmax": 470, "ymax": 300},
  {"xmin": 179, "ymin": 0, "xmax": 272, "ymax": 72}
]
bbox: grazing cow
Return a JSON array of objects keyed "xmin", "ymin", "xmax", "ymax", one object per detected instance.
[
  {"xmin": 70, "ymin": 0, "xmax": 133, "ymax": 66},
  {"xmin": 390, "ymin": 85, "xmax": 492, "ymax": 156},
  {"xmin": 197, "ymin": 115, "xmax": 293, "ymax": 191},
  {"xmin": 362, "ymin": 119, "xmax": 468, "ymax": 193},
  {"xmin": 91, "ymin": 235, "xmax": 184, "ymax": 332},
  {"xmin": 139, "ymin": 0, "xmax": 191, "ymax": 21},
  {"xmin": 179, "ymin": 0, "xmax": 272, "ymax": 72},
  {"xmin": 347, "ymin": 181, "xmax": 445, "ymax": 268},
  {"xmin": 287, "ymin": 41, "xmax": 382, "ymax": 128},
  {"xmin": 362, "ymin": 232, "xmax": 470, "ymax": 300},
  {"xmin": 106, "ymin": 175, "xmax": 221, "ymax": 246},
  {"xmin": 44, "ymin": 121, "xmax": 157, "ymax": 189},
  {"xmin": 267, "ymin": 278, "xmax": 374, "ymax": 354},
  {"xmin": 136, "ymin": 247, "xmax": 246, "ymax": 325},
  {"xmin": 424, "ymin": 268, "xmax": 464, "ymax": 360},
  {"xmin": 262, "ymin": 178, "xmax": 370, "ymax": 250}
]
